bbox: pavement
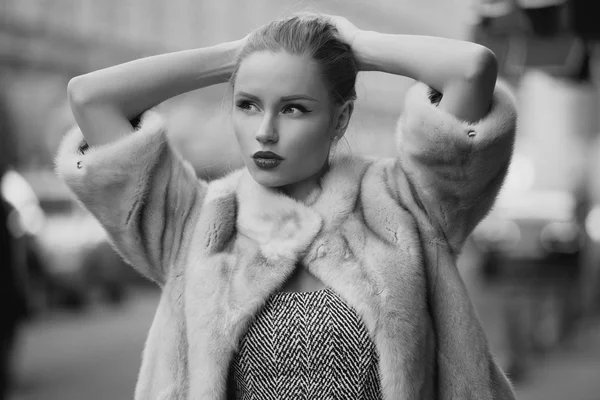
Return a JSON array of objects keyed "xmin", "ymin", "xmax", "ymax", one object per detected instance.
[
  {"xmin": 8, "ymin": 289, "xmax": 158, "ymax": 400},
  {"xmin": 7, "ymin": 276, "xmax": 600, "ymax": 400},
  {"xmin": 516, "ymin": 318, "xmax": 600, "ymax": 400},
  {"xmin": 460, "ymin": 250, "xmax": 600, "ymax": 400}
]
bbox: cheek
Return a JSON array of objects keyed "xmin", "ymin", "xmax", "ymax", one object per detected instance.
[
  {"xmin": 232, "ymin": 114, "xmax": 253, "ymax": 152},
  {"xmin": 285, "ymin": 119, "xmax": 332, "ymax": 159}
]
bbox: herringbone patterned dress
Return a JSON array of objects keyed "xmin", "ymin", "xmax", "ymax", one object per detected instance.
[{"xmin": 231, "ymin": 288, "xmax": 383, "ymax": 399}]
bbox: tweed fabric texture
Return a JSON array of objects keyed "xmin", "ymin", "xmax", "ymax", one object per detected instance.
[{"xmin": 231, "ymin": 288, "xmax": 382, "ymax": 400}]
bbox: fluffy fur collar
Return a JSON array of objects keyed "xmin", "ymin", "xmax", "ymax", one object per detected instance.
[{"xmin": 234, "ymin": 156, "xmax": 368, "ymax": 259}]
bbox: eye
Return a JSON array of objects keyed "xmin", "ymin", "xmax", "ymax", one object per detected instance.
[
  {"xmin": 236, "ymin": 100, "xmax": 259, "ymax": 113},
  {"xmin": 281, "ymin": 104, "xmax": 311, "ymax": 116}
]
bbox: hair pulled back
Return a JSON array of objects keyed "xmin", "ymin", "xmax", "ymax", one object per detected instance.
[{"xmin": 231, "ymin": 15, "xmax": 358, "ymax": 105}]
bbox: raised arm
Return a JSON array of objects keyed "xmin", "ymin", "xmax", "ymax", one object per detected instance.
[
  {"xmin": 355, "ymin": 31, "xmax": 498, "ymax": 123},
  {"xmin": 67, "ymin": 39, "xmax": 243, "ymax": 146},
  {"xmin": 58, "ymin": 40, "xmax": 245, "ymax": 286},
  {"xmin": 331, "ymin": 17, "xmax": 516, "ymax": 248}
]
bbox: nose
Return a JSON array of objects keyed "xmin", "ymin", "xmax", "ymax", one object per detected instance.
[{"xmin": 255, "ymin": 114, "xmax": 278, "ymax": 144}]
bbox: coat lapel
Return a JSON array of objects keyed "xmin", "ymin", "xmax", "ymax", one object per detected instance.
[{"xmin": 186, "ymin": 156, "xmax": 426, "ymax": 400}]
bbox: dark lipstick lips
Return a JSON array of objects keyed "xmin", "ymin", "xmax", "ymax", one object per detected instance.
[{"xmin": 252, "ymin": 151, "xmax": 284, "ymax": 160}]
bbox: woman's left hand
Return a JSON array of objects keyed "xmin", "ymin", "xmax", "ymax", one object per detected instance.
[
  {"xmin": 326, "ymin": 15, "xmax": 361, "ymax": 49},
  {"xmin": 325, "ymin": 15, "xmax": 365, "ymax": 69}
]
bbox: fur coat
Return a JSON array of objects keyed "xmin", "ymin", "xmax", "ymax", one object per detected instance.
[{"xmin": 55, "ymin": 81, "xmax": 517, "ymax": 400}]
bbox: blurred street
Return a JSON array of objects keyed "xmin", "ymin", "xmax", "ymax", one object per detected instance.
[
  {"xmin": 516, "ymin": 321, "xmax": 600, "ymax": 400},
  {"xmin": 9, "ymin": 289, "xmax": 158, "ymax": 400},
  {"xmin": 8, "ymin": 270, "xmax": 600, "ymax": 400},
  {"xmin": 461, "ymin": 257, "xmax": 600, "ymax": 400}
]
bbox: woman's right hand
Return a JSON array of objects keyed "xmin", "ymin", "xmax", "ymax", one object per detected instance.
[{"xmin": 234, "ymin": 35, "xmax": 249, "ymax": 57}]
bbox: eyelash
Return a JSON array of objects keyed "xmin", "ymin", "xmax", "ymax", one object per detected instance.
[
  {"xmin": 282, "ymin": 104, "xmax": 310, "ymax": 114},
  {"xmin": 235, "ymin": 101, "xmax": 311, "ymax": 115},
  {"xmin": 235, "ymin": 101, "xmax": 256, "ymax": 112}
]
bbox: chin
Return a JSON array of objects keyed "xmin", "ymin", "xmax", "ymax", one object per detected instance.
[{"xmin": 248, "ymin": 167, "xmax": 291, "ymax": 188}]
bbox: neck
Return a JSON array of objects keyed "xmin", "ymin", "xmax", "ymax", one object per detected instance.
[{"xmin": 279, "ymin": 162, "xmax": 329, "ymax": 204}]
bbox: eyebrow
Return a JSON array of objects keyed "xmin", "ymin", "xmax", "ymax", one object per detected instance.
[{"xmin": 236, "ymin": 91, "xmax": 319, "ymax": 103}]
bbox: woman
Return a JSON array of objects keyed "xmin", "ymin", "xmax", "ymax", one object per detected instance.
[{"xmin": 56, "ymin": 14, "xmax": 517, "ymax": 400}]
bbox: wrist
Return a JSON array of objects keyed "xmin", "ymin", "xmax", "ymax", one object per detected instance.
[
  {"xmin": 216, "ymin": 39, "xmax": 244, "ymax": 64},
  {"xmin": 225, "ymin": 37, "xmax": 247, "ymax": 57},
  {"xmin": 353, "ymin": 30, "xmax": 379, "ymax": 72},
  {"xmin": 197, "ymin": 40, "xmax": 244, "ymax": 84}
]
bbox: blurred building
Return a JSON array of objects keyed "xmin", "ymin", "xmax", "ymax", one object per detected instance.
[
  {"xmin": 1, "ymin": 0, "xmax": 474, "ymax": 65},
  {"xmin": 471, "ymin": 0, "xmax": 600, "ymax": 198}
]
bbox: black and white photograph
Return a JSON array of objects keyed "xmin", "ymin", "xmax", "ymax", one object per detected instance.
[{"xmin": 1, "ymin": 0, "xmax": 599, "ymax": 399}]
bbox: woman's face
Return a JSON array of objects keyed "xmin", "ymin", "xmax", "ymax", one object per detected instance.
[{"xmin": 232, "ymin": 51, "xmax": 337, "ymax": 189}]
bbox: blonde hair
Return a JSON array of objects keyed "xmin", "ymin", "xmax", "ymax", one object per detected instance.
[{"xmin": 230, "ymin": 15, "xmax": 358, "ymax": 105}]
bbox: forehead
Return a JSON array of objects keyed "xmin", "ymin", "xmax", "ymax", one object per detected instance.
[{"xmin": 234, "ymin": 51, "xmax": 329, "ymax": 101}]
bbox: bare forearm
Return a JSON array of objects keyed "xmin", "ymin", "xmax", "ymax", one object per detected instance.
[
  {"xmin": 354, "ymin": 31, "xmax": 497, "ymax": 122},
  {"xmin": 356, "ymin": 31, "xmax": 491, "ymax": 91},
  {"xmin": 68, "ymin": 40, "xmax": 242, "ymax": 145}
]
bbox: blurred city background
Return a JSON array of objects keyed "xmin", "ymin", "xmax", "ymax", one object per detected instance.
[{"xmin": 1, "ymin": 0, "xmax": 600, "ymax": 399}]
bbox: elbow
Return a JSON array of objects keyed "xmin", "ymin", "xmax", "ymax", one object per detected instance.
[
  {"xmin": 465, "ymin": 46, "xmax": 498, "ymax": 86},
  {"xmin": 67, "ymin": 76, "xmax": 86, "ymax": 112},
  {"xmin": 67, "ymin": 75, "xmax": 96, "ymax": 111}
]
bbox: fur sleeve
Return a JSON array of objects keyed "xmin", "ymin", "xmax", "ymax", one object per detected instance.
[
  {"xmin": 396, "ymin": 80, "xmax": 517, "ymax": 249},
  {"xmin": 54, "ymin": 110, "xmax": 207, "ymax": 286}
]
